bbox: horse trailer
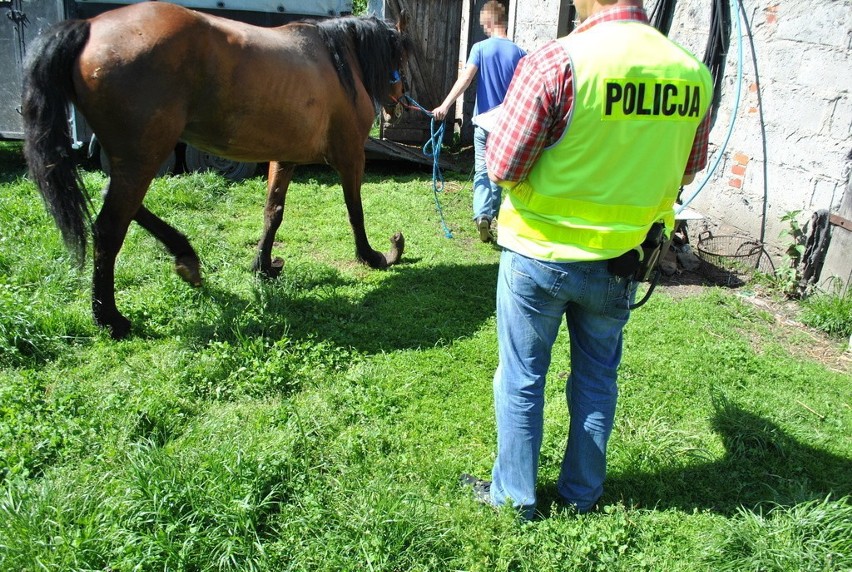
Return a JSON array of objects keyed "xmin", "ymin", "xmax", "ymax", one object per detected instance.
[{"xmin": 1, "ymin": 0, "xmax": 353, "ymax": 178}]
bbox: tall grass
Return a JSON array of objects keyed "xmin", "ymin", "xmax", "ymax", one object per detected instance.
[
  {"xmin": 707, "ymin": 497, "xmax": 851, "ymax": 571},
  {"xmin": 0, "ymin": 141, "xmax": 850, "ymax": 570},
  {"xmin": 800, "ymin": 286, "xmax": 852, "ymax": 339}
]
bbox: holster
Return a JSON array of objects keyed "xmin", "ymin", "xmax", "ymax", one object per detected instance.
[{"xmin": 607, "ymin": 222, "xmax": 670, "ymax": 282}]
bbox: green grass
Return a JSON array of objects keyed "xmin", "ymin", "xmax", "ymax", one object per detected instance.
[
  {"xmin": 1, "ymin": 141, "xmax": 850, "ymax": 571},
  {"xmin": 800, "ymin": 286, "xmax": 852, "ymax": 339}
]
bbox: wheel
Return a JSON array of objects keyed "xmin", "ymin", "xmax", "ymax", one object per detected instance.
[
  {"xmin": 184, "ymin": 145, "xmax": 257, "ymax": 181},
  {"xmin": 99, "ymin": 147, "xmax": 176, "ymax": 178}
]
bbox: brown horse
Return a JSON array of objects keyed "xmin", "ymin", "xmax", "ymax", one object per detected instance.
[{"xmin": 22, "ymin": 2, "xmax": 410, "ymax": 339}]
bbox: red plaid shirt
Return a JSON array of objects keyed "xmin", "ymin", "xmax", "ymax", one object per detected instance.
[{"xmin": 486, "ymin": 6, "xmax": 711, "ymax": 184}]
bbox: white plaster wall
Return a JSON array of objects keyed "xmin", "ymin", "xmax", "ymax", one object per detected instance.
[
  {"xmin": 512, "ymin": 0, "xmax": 563, "ymax": 50},
  {"xmin": 672, "ymin": 0, "xmax": 852, "ymax": 263},
  {"xmin": 507, "ymin": 0, "xmax": 851, "ymax": 268}
]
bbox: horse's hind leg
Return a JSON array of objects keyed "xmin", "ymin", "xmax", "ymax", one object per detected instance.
[
  {"xmin": 252, "ymin": 161, "xmax": 295, "ymax": 278},
  {"xmin": 92, "ymin": 177, "xmax": 151, "ymax": 339},
  {"xmin": 134, "ymin": 205, "xmax": 201, "ymax": 286}
]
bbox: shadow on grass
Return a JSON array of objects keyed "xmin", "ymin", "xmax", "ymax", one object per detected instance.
[
  {"xmin": 539, "ymin": 397, "xmax": 852, "ymax": 517},
  {"xmin": 0, "ymin": 141, "xmax": 27, "ymax": 183},
  {"xmin": 166, "ymin": 261, "xmax": 500, "ymax": 353}
]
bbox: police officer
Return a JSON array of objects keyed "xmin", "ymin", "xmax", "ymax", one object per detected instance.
[{"xmin": 460, "ymin": 0, "xmax": 713, "ymax": 519}]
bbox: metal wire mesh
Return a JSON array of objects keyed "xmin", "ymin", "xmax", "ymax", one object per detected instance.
[{"xmin": 696, "ymin": 232, "xmax": 776, "ymax": 286}]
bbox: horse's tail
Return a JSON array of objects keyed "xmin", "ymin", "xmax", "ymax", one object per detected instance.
[{"xmin": 22, "ymin": 19, "xmax": 92, "ymax": 263}]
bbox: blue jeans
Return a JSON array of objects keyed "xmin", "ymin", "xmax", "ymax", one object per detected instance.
[
  {"xmin": 490, "ymin": 249, "xmax": 637, "ymax": 519},
  {"xmin": 473, "ymin": 126, "xmax": 502, "ymax": 221}
]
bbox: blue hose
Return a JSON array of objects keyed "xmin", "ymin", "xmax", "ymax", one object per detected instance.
[{"xmin": 677, "ymin": 0, "xmax": 743, "ymax": 215}]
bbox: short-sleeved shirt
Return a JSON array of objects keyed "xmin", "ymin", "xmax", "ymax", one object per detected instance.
[{"xmin": 467, "ymin": 37, "xmax": 526, "ymax": 115}]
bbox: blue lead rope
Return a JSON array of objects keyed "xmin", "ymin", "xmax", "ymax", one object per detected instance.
[{"xmin": 400, "ymin": 95, "xmax": 453, "ymax": 239}]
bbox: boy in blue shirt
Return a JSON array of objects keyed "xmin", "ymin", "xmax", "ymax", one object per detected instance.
[{"xmin": 433, "ymin": 1, "xmax": 525, "ymax": 242}]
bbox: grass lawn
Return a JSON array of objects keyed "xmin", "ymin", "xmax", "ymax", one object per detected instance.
[{"xmin": 1, "ymin": 141, "xmax": 850, "ymax": 571}]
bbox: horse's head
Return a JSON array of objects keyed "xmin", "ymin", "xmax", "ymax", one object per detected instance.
[
  {"xmin": 315, "ymin": 13, "xmax": 412, "ymax": 121},
  {"xmin": 382, "ymin": 10, "xmax": 414, "ymax": 122},
  {"xmin": 382, "ymin": 69, "xmax": 406, "ymax": 122},
  {"xmin": 378, "ymin": 10, "xmax": 411, "ymax": 122}
]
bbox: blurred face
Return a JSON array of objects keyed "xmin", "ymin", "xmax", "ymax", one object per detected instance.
[{"xmin": 480, "ymin": 5, "xmax": 501, "ymax": 32}]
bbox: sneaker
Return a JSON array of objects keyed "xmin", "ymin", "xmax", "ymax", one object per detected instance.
[
  {"xmin": 476, "ymin": 217, "xmax": 493, "ymax": 243},
  {"xmin": 459, "ymin": 473, "xmax": 492, "ymax": 505}
]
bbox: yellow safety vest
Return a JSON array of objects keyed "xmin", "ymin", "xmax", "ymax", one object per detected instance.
[{"xmin": 497, "ymin": 21, "xmax": 713, "ymax": 261}]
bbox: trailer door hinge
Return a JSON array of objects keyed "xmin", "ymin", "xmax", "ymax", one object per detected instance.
[{"xmin": 829, "ymin": 213, "xmax": 852, "ymax": 232}]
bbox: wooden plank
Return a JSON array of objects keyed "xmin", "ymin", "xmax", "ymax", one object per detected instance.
[
  {"xmin": 380, "ymin": 126, "xmax": 431, "ymax": 142},
  {"xmin": 382, "ymin": 0, "xmax": 462, "ymax": 145},
  {"xmin": 365, "ymin": 137, "xmax": 451, "ymax": 169}
]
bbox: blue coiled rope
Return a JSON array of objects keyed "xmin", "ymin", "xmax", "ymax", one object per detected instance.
[{"xmin": 399, "ymin": 94, "xmax": 453, "ymax": 238}]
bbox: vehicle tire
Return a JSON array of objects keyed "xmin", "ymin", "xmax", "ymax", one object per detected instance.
[{"xmin": 184, "ymin": 145, "xmax": 257, "ymax": 181}]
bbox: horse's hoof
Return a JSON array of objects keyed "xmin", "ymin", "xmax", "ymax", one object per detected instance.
[
  {"xmin": 262, "ymin": 263, "xmax": 283, "ymax": 280},
  {"xmin": 105, "ymin": 316, "xmax": 132, "ymax": 340},
  {"xmin": 175, "ymin": 255, "xmax": 202, "ymax": 287},
  {"xmin": 385, "ymin": 231, "xmax": 405, "ymax": 266},
  {"xmin": 255, "ymin": 257, "xmax": 283, "ymax": 279},
  {"xmin": 269, "ymin": 257, "xmax": 284, "ymax": 277},
  {"xmin": 362, "ymin": 235, "xmax": 403, "ymax": 269}
]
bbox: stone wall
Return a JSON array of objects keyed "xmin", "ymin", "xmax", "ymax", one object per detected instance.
[
  {"xmin": 671, "ymin": 0, "xmax": 851, "ymax": 277},
  {"xmin": 504, "ymin": 0, "xmax": 851, "ymax": 285},
  {"xmin": 512, "ymin": 0, "xmax": 564, "ymax": 49}
]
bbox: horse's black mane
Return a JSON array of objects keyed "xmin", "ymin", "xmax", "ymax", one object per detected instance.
[{"xmin": 313, "ymin": 15, "xmax": 410, "ymax": 108}]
